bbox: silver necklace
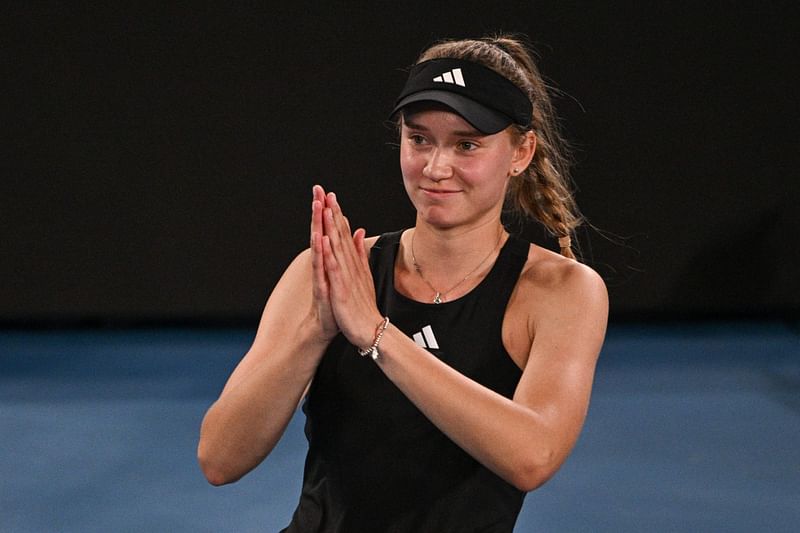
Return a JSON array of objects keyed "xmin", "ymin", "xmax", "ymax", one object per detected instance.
[{"xmin": 410, "ymin": 229, "xmax": 504, "ymax": 304}]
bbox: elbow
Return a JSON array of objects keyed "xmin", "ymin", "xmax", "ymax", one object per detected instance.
[
  {"xmin": 197, "ymin": 405, "xmax": 242, "ymax": 486},
  {"xmin": 198, "ymin": 451, "xmax": 241, "ymax": 487},
  {"xmin": 511, "ymin": 469, "xmax": 552, "ymax": 493},
  {"xmin": 197, "ymin": 439, "xmax": 242, "ymax": 487},
  {"xmin": 197, "ymin": 447, "xmax": 226, "ymax": 486},
  {"xmin": 509, "ymin": 448, "xmax": 561, "ymax": 492},
  {"xmin": 199, "ymin": 460, "xmax": 230, "ymax": 487},
  {"xmin": 202, "ymin": 469, "xmax": 229, "ymax": 487}
]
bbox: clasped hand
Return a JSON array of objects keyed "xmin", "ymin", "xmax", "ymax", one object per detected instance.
[{"xmin": 310, "ymin": 185, "xmax": 382, "ymax": 350}]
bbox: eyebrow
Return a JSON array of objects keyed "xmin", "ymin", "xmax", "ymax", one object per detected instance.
[{"xmin": 404, "ymin": 119, "xmax": 484, "ymax": 138}]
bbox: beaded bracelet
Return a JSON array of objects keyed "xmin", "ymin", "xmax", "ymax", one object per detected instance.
[{"xmin": 357, "ymin": 316, "xmax": 390, "ymax": 361}]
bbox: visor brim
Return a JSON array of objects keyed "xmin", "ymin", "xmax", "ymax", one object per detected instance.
[{"xmin": 391, "ymin": 90, "xmax": 512, "ymax": 135}]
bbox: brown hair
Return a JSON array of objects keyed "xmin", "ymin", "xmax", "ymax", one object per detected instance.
[{"xmin": 416, "ymin": 35, "xmax": 582, "ymax": 260}]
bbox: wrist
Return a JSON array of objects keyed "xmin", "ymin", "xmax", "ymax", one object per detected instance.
[
  {"xmin": 357, "ymin": 316, "xmax": 390, "ymax": 361},
  {"xmin": 301, "ymin": 311, "xmax": 339, "ymax": 347}
]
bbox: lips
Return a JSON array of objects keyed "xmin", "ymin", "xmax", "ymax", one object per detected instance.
[{"xmin": 421, "ymin": 187, "xmax": 461, "ymax": 198}]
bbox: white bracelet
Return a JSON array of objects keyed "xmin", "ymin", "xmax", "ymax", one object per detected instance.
[{"xmin": 357, "ymin": 316, "xmax": 390, "ymax": 361}]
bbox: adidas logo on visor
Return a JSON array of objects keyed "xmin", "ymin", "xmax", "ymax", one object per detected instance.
[
  {"xmin": 432, "ymin": 68, "xmax": 465, "ymax": 87},
  {"xmin": 412, "ymin": 325, "xmax": 440, "ymax": 349}
]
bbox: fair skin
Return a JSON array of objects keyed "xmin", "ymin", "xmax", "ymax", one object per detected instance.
[{"xmin": 197, "ymin": 108, "xmax": 608, "ymax": 492}]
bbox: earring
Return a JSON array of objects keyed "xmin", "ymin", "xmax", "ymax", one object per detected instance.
[{"xmin": 512, "ymin": 168, "xmax": 519, "ymax": 175}]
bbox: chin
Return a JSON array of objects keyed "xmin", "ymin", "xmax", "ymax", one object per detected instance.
[{"xmin": 418, "ymin": 208, "xmax": 463, "ymax": 229}]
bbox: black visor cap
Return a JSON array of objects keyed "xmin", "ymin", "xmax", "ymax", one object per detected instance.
[{"xmin": 390, "ymin": 58, "xmax": 532, "ymax": 135}]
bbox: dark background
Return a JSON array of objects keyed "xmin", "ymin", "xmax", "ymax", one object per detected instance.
[{"xmin": 3, "ymin": 2, "xmax": 798, "ymax": 326}]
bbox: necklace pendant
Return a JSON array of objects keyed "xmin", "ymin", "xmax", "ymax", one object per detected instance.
[{"xmin": 433, "ymin": 293, "xmax": 442, "ymax": 304}]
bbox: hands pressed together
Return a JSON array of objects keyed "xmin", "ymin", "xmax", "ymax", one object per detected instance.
[{"xmin": 310, "ymin": 185, "xmax": 384, "ymax": 351}]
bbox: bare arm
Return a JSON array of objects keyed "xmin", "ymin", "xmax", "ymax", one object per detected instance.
[
  {"xmin": 196, "ymin": 252, "xmax": 324, "ymax": 485},
  {"xmin": 374, "ymin": 263, "xmax": 607, "ymax": 491},
  {"xmin": 197, "ymin": 186, "xmax": 341, "ymax": 485}
]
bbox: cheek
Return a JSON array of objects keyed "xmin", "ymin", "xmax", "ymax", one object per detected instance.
[
  {"xmin": 399, "ymin": 146, "xmax": 423, "ymax": 181},
  {"xmin": 460, "ymin": 157, "xmax": 507, "ymax": 189}
]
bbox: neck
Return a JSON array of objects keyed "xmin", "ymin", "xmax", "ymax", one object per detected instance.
[
  {"xmin": 407, "ymin": 214, "xmax": 505, "ymax": 260},
  {"xmin": 404, "ymin": 217, "xmax": 507, "ymax": 280}
]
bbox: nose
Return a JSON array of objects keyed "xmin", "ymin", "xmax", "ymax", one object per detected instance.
[{"xmin": 422, "ymin": 148, "xmax": 454, "ymax": 182}]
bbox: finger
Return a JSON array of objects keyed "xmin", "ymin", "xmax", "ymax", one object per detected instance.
[
  {"xmin": 311, "ymin": 232, "xmax": 329, "ymax": 299},
  {"xmin": 311, "ymin": 199, "xmax": 324, "ymax": 249},
  {"xmin": 353, "ymin": 228, "xmax": 370, "ymax": 270},
  {"xmin": 323, "ymin": 205, "xmax": 352, "ymax": 279},
  {"xmin": 313, "ymin": 186, "xmax": 326, "ymax": 214},
  {"xmin": 328, "ymin": 192, "xmax": 352, "ymax": 235},
  {"xmin": 321, "ymin": 234, "xmax": 341, "ymax": 286},
  {"xmin": 325, "ymin": 192, "xmax": 360, "ymax": 271},
  {"xmin": 334, "ymin": 195, "xmax": 353, "ymax": 236},
  {"xmin": 311, "ymin": 185, "xmax": 327, "ymax": 247}
]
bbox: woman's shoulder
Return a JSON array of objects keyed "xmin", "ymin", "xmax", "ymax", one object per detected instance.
[
  {"xmin": 517, "ymin": 242, "xmax": 607, "ymax": 310},
  {"xmin": 503, "ymin": 241, "xmax": 607, "ymax": 368}
]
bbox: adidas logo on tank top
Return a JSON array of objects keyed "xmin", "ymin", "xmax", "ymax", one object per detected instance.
[{"xmin": 412, "ymin": 325, "xmax": 439, "ymax": 349}]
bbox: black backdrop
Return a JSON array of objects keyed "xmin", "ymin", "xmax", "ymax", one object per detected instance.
[{"xmin": 3, "ymin": 2, "xmax": 798, "ymax": 325}]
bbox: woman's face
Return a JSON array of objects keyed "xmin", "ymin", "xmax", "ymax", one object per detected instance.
[{"xmin": 400, "ymin": 108, "xmax": 530, "ymax": 230}]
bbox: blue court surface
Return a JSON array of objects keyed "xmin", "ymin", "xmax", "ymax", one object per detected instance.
[{"xmin": 2, "ymin": 321, "xmax": 798, "ymax": 532}]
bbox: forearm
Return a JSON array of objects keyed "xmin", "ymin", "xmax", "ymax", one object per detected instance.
[
  {"xmin": 198, "ymin": 319, "xmax": 330, "ymax": 485},
  {"xmin": 375, "ymin": 326, "xmax": 562, "ymax": 491}
]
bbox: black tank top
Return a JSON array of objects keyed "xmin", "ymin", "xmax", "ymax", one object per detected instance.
[{"xmin": 282, "ymin": 230, "xmax": 530, "ymax": 533}]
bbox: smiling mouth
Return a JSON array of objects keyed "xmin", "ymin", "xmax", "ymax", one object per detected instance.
[{"xmin": 421, "ymin": 188, "xmax": 461, "ymax": 196}]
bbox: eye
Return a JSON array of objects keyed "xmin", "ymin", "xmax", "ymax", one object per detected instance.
[
  {"xmin": 407, "ymin": 134, "xmax": 427, "ymax": 145},
  {"xmin": 458, "ymin": 140, "xmax": 478, "ymax": 151}
]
